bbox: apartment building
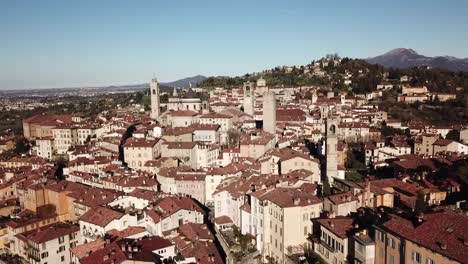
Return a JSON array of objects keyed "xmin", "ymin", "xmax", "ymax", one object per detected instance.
[
  {"xmin": 123, "ymin": 137, "xmax": 161, "ymax": 170},
  {"xmin": 374, "ymin": 209, "xmax": 468, "ymax": 264}
]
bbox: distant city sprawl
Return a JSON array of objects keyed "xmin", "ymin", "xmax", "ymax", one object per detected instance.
[{"xmin": 0, "ymin": 54, "xmax": 468, "ymax": 264}]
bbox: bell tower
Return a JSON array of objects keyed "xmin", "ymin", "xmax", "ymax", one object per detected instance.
[
  {"xmin": 243, "ymin": 81, "xmax": 255, "ymax": 115},
  {"xmin": 326, "ymin": 119, "xmax": 340, "ymax": 184},
  {"xmin": 150, "ymin": 78, "xmax": 160, "ymax": 120}
]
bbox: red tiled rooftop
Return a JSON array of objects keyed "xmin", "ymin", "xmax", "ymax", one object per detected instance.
[
  {"xmin": 80, "ymin": 206, "xmax": 124, "ymax": 227},
  {"xmin": 18, "ymin": 222, "xmax": 79, "ymax": 244},
  {"xmin": 382, "ymin": 210, "xmax": 468, "ymax": 264},
  {"xmin": 123, "ymin": 137, "xmax": 159, "ymax": 148},
  {"xmin": 317, "ymin": 217, "xmax": 355, "ymax": 239}
]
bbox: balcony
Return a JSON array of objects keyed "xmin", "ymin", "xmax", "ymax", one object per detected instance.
[
  {"xmin": 82, "ymin": 230, "xmax": 99, "ymax": 240},
  {"xmin": 26, "ymin": 248, "xmax": 40, "ymax": 262}
]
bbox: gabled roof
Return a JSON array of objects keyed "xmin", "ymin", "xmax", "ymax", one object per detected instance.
[
  {"xmin": 80, "ymin": 206, "xmax": 124, "ymax": 227},
  {"xmin": 18, "ymin": 222, "xmax": 79, "ymax": 244}
]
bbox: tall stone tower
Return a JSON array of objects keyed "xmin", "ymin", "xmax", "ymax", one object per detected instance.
[
  {"xmin": 320, "ymin": 105, "xmax": 329, "ymax": 120},
  {"xmin": 263, "ymin": 91, "xmax": 276, "ymax": 135},
  {"xmin": 325, "ymin": 119, "xmax": 339, "ymax": 184},
  {"xmin": 243, "ymin": 81, "xmax": 255, "ymax": 115},
  {"xmin": 150, "ymin": 78, "xmax": 160, "ymax": 120}
]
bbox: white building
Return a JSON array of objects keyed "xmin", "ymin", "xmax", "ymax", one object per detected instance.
[
  {"xmin": 79, "ymin": 206, "xmax": 143, "ymax": 243},
  {"xmin": 314, "ymin": 217, "xmax": 354, "ymax": 264},
  {"xmin": 250, "ymin": 183, "xmax": 323, "ymax": 263},
  {"xmin": 35, "ymin": 138, "xmax": 54, "ymax": 160},
  {"xmin": 16, "ymin": 223, "xmax": 80, "ymax": 264},
  {"xmin": 145, "ymin": 196, "xmax": 205, "ymax": 236}
]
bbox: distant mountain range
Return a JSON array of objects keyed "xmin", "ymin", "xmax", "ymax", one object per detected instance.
[
  {"xmin": 101, "ymin": 75, "xmax": 207, "ymax": 92},
  {"xmin": 365, "ymin": 48, "xmax": 468, "ymax": 72},
  {"xmin": 161, "ymin": 75, "xmax": 207, "ymax": 89}
]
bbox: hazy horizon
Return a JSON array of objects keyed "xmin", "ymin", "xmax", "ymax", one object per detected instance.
[{"xmin": 1, "ymin": 0, "xmax": 468, "ymax": 90}]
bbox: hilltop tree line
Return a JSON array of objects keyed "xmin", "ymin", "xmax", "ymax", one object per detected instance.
[{"xmin": 198, "ymin": 57, "xmax": 468, "ymax": 96}]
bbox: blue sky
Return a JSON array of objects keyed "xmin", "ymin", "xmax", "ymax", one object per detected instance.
[{"xmin": 1, "ymin": 0, "xmax": 467, "ymax": 90}]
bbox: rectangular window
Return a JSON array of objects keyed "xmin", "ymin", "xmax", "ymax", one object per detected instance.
[
  {"xmin": 41, "ymin": 252, "xmax": 48, "ymax": 259},
  {"xmin": 377, "ymin": 230, "xmax": 384, "ymax": 242},
  {"xmin": 426, "ymin": 258, "xmax": 434, "ymax": 264},
  {"xmin": 412, "ymin": 251, "xmax": 422, "ymax": 264}
]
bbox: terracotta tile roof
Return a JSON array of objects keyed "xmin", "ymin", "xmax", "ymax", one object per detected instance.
[
  {"xmin": 180, "ymin": 240, "xmax": 224, "ymax": 264},
  {"xmin": 215, "ymin": 216, "xmax": 233, "ymax": 225},
  {"xmin": 70, "ymin": 238, "xmax": 106, "ymax": 259},
  {"xmin": 45, "ymin": 180, "xmax": 87, "ymax": 193},
  {"xmin": 215, "ymin": 174, "xmax": 279, "ymax": 198},
  {"xmin": 115, "ymin": 176, "xmax": 158, "ymax": 188},
  {"xmin": 382, "ymin": 210, "xmax": 468, "ymax": 264},
  {"xmin": 6, "ymin": 206, "xmax": 58, "ymax": 229},
  {"xmin": 123, "ymin": 137, "xmax": 159, "ymax": 148},
  {"xmin": 327, "ymin": 191, "xmax": 359, "ymax": 205},
  {"xmin": 276, "ymin": 108, "xmax": 306, "ymax": 122},
  {"xmin": 267, "ymin": 148, "xmax": 317, "ymax": 163},
  {"xmin": 144, "ymin": 157, "xmax": 177, "ymax": 167},
  {"xmin": 177, "ymin": 223, "xmax": 214, "ymax": 241},
  {"xmin": 168, "ymin": 110, "xmax": 199, "ymax": 117},
  {"xmin": 17, "ymin": 222, "xmax": 79, "ymax": 244},
  {"xmin": 23, "ymin": 114, "xmax": 73, "ymax": 126},
  {"xmin": 254, "ymin": 183, "xmax": 321, "ymax": 208},
  {"xmin": 80, "ymin": 241, "xmax": 127, "ymax": 264},
  {"xmin": 107, "ymin": 226, "xmax": 146, "ymax": 238},
  {"xmin": 199, "ymin": 113, "xmax": 232, "ymax": 119},
  {"xmin": 222, "ymin": 147, "xmax": 240, "ymax": 154},
  {"xmin": 220, "ymin": 107, "xmax": 250, "ymax": 117},
  {"xmin": 68, "ymin": 156, "xmax": 115, "ymax": 167},
  {"xmin": 433, "ymin": 139, "xmax": 454, "ymax": 146},
  {"xmin": 391, "ymin": 156, "xmax": 438, "ymax": 171},
  {"xmin": 162, "ymin": 141, "xmax": 197, "ymax": 149},
  {"xmin": 80, "ymin": 206, "xmax": 124, "ymax": 227},
  {"xmin": 147, "ymin": 196, "xmax": 206, "ymax": 222},
  {"xmin": 68, "ymin": 188, "xmax": 122, "ymax": 208},
  {"xmin": 317, "ymin": 216, "xmax": 355, "ymax": 239},
  {"xmin": 240, "ymin": 130, "xmax": 275, "ymax": 146},
  {"xmin": 0, "ymin": 198, "xmax": 18, "ymax": 209},
  {"xmin": 128, "ymin": 188, "xmax": 160, "ymax": 201},
  {"xmin": 168, "ymin": 223, "xmax": 222, "ymax": 264}
]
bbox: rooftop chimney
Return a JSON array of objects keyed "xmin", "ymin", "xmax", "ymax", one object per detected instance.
[{"xmin": 440, "ymin": 242, "xmax": 447, "ymax": 250}]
